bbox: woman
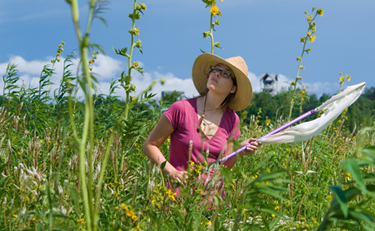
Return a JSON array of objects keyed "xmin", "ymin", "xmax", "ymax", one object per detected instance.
[{"xmin": 143, "ymin": 53, "xmax": 258, "ymax": 187}]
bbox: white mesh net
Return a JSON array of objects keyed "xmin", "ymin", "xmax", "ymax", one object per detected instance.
[{"xmin": 258, "ymin": 82, "xmax": 366, "ymax": 144}]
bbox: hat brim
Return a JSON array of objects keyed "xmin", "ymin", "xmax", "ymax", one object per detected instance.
[{"xmin": 192, "ymin": 53, "xmax": 253, "ymax": 111}]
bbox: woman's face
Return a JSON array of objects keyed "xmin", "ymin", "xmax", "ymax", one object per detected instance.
[{"xmin": 207, "ymin": 63, "xmax": 237, "ymax": 95}]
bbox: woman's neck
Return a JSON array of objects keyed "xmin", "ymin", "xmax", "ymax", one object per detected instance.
[{"xmin": 204, "ymin": 91, "xmax": 227, "ymax": 111}]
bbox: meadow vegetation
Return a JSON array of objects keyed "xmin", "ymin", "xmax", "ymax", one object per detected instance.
[{"xmin": 1, "ymin": 0, "xmax": 375, "ymax": 230}]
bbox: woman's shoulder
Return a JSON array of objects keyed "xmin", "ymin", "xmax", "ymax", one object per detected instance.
[
  {"xmin": 225, "ymin": 108, "xmax": 240, "ymax": 120},
  {"xmin": 166, "ymin": 97, "xmax": 197, "ymax": 113}
]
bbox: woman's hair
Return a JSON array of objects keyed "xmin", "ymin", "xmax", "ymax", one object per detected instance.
[{"xmin": 202, "ymin": 63, "xmax": 237, "ymax": 109}]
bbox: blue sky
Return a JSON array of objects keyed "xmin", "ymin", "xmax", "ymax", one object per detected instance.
[{"xmin": 1, "ymin": 0, "xmax": 374, "ymax": 99}]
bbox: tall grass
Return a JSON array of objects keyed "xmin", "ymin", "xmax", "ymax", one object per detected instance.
[{"xmin": 0, "ymin": 1, "xmax": 374, "ymax": 231}]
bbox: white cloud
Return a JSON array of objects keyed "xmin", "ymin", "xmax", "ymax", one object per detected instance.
[{"xmin": 0, "ymin": 55, "xmax": 337, "ymax": 102}]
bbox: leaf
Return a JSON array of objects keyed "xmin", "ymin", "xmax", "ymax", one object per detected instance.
[
  {"xmin": 160, "ymin": 161, "xmax": 167, "ymax": 170},
  {"xmin": 342, "ymin": 159, "xmax": 367, "ymax": 194},
  {"xmin": 329, "ymin": 185, "xmax": 348, "ymax": 218}
]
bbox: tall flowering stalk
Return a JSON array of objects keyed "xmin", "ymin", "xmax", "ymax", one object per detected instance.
[
  {"xmin": 113, "ymin": 0, "xmax": 146, "ymax": 119},
  {"xmin": 338, "ymin": 72, "xmax": 351, "ymax": 93},
  {"xmin": 202, "ymin": 0, "xmax": 223, "ymax": 54},
  {"xmin": 288, "ymin": 7, "xmax": 324, "ymax": 120}
]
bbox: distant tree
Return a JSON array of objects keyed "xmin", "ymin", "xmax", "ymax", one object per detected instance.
[
  {"xmin": 363, "ymin": 86, "xmax": 375, "ymax": 100},
  {"xmin": 161, "ymin": 91, "xmax": 185, "ymax": 105}
]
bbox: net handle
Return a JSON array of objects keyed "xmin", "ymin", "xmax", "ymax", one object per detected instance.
[{"xmin": 219, "ymin": 109, "xmax": 316, "ymax": 163}]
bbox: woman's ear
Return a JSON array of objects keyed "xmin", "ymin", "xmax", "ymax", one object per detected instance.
[{"xmin": 230, "ymin": 86, "xmax": 237, "ymax": 94}]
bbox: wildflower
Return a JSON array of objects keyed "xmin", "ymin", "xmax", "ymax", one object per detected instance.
[
  {"xmin": 89, "ymin": 60, "xmax": 94, "ymax": 64},
  {"xmin": 167, "ymin": 138, "xmax": 170, "ymax": 143},
  {"xmin": 301, "ymin": 90, "xmax": 305, "ymax": 95},
  {"xmin": 121, "ymin": 203, "xmax": 128, "ymax": 210},
  {"xmin": 206, "ymin": 220, "xmax": 212, "ymax": 226},
  {"xmin": 310, "ymin": 35, "xmax": 316, "ymax": 43},
  {"xmin": 39, "ymin": 140, "xmax": 43, "ymax": 143},
  {"xmin": 348, "ymin": 75, "xmax": 351, "ymax": 81},
  {"xmin": 127, "ymin": 210, "xmax": 135, "ymax": 218},
  {"xmin": 166, "ymin": 189, "xmax": 176, "ymax": 201},
  {"xmin": 133, "ymin": 61, "xmax": 139, "ymax": 69},
  {"xmin": 252, "ymin": 175, "xmax": 257, "ymax": 179},
  {"xmin": 18, "ymin": 152, "xmax": 21, "ymax": 155},
  {"xmin": 307, "ymin": 31, "xmax": 311, "ymax": 36},
  {"xmin": 151, "ymin": 198, "xmax": 156, "ymax": 203},
  {"xmin": 317, "ymin": 9, "xmax": 324, "ymax": 16},
  {"xmin": 266, "ymin": 119, "xmax": 271, "ymax": 126},
  {"xmin": 274, "ymin": 200, "xmax": 278, "ymax": 204},
  {"xmin": 132, "ymin": 215, "xmax": 138, "ymax": 221},
  {"xmin": 347, "ymin": 172, "xmax": 351, "ymax": 181},
  {"xmin": 13, "ymin": 214, "xmax": 17, "ymax": 218},
  {"xmin": 297, "ymin": 76, "xmax": 303, "ymax": 80},
  {"xmin": 275, "ymin": 206, "xmax": 279, "ymax": 210},
  {"xmin": 189, "ymin": 161, "xmax": 195, "ymax": 166},
  {"xmin": 194, "ymin": 165, "xmax": 202, "ymax": 174},
  {"xmin": 272, "ymin": 214, "xmax": 275, "ymax": 218},
  {"xmin": 307, "ymin": 15, "xmax": 312, "ymax": 22},
  {"xmin": 327, "ymin": 194, "xmax": 332, "ymax": 200},
  {"xmin": 210, "ymin": 6, "xmax": 219, "ymax": 15},
  {"xmin": 78, "ymin": 218, "xmax": 85, "ymax": 224}
]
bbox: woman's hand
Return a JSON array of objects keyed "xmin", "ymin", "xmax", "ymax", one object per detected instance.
[
  {"xmin": 167, "ymin": 168, "xmax": 188, "ymax": 186},
  {"xmin": 240, "ymin": 138, "xmax": 259, "ymax": 156}
]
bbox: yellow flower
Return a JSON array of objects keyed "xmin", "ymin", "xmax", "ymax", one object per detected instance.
[
  {"xmin": 317, "ymin": 9, "xmax": 324, "ymax": 16},
  {"xmin": 132, "ymin": 215, "xmax": 138, "ymax": 221},
  {"xmin": 152, "ymin": 198, "xmax": 156, "ymax": 203},
  {"xmin": 167, "ymin": 138, "xmax": 170, "ymax": 143},
  {"xmin": 275, "ymin": 206, "xmax": 279, "ymax": 210},
  {"xmin": 78, "ymin": 218, "xmax": 85, "ymax": 224},
  {"xmin": 272, "ymin": 214, "xmax": 275, "ymax": 218},
  {"xmin": 206, "ymin": 220, "xmax": 212, "ymax": 226},
  {"xmin": 189, "ymin": 161, "xmax": 195, "ymax": 166},
  {"xmin": 121, "ymin": 203, "xmax": 128, "ymax": 211},
  {"xmin": 40, "ymin": 140, "xmax": 43, "ymax": 143},
  {"xmin": 339, "ymin": 76, "xmax": 345, "ymax": 82},
  {"xmin": 348, "ymin": 76, "xmax": 351, "ymax": 81},
  {"xmin": 310, "ymin": 35, "xmax": 316, "ymax": 43},
  {"xmin": 210, "ymin": 6, "xmax": 219, "ymax": 15},
  {"xmin": 166, "ymin": 190, "xmax": 176, "ymax": 201},
  {"xmin": 266, "ymin": 119, "xmax": 271, "ymax": 126},
  {"xmin": 307, "ymin": 31, "xmax": 311, "ymax": 36},
  {"xmin": 274, "ymin": 200, "xmax": 278, "ymax": 204},
  {"xmin": 127, "ymin": 210, "xmax": 135, "ymax": 218},
  {"xmin": 252, "ymin": 175, "xmax": 257, "ymax": 179},
  {"xmin": 13, "ymin": 214, "xmax": 17, "ymax": 218},
  {"xmin": 307, "ymin": 15, "xmax": 312, "ymax": 22}
]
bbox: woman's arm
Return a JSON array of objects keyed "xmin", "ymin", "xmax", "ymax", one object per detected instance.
[
  {"xmin": 222, "ymin": 138, "xmax": 258, "ymax": 169},
  {"xmin": 143, "ymin": 115, "xmax": 187, "ymax": 183}
]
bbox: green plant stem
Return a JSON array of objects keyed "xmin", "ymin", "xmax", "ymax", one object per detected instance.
[
  {"xmin": 210, "ymin": 13, "xmax": 214, "ymax": 54},
  {"xmin": 70, "ymin": 0, "xmax": 96, "ymax": 230},
  {"xmin": 288, "ymin": 37, "xmax": 307, "ymax": 121},
  {"xmin": 125, "ymin": 0, "xmax": 137, "ymax": 112}
]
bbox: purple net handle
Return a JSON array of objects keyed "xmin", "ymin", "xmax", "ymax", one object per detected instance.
[{"xmin": 219, "ymin": 109, "xmax": 316, "ymax": 163}]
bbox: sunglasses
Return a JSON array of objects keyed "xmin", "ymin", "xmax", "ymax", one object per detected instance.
[{"xmin": 210, "ymin": 66, "xmax": 232, "ymax": 79}]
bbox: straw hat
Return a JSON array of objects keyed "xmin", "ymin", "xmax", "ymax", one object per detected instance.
[{"xmin": 192, "ymin": 53, "xmax": 253, "ymax": 111}]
